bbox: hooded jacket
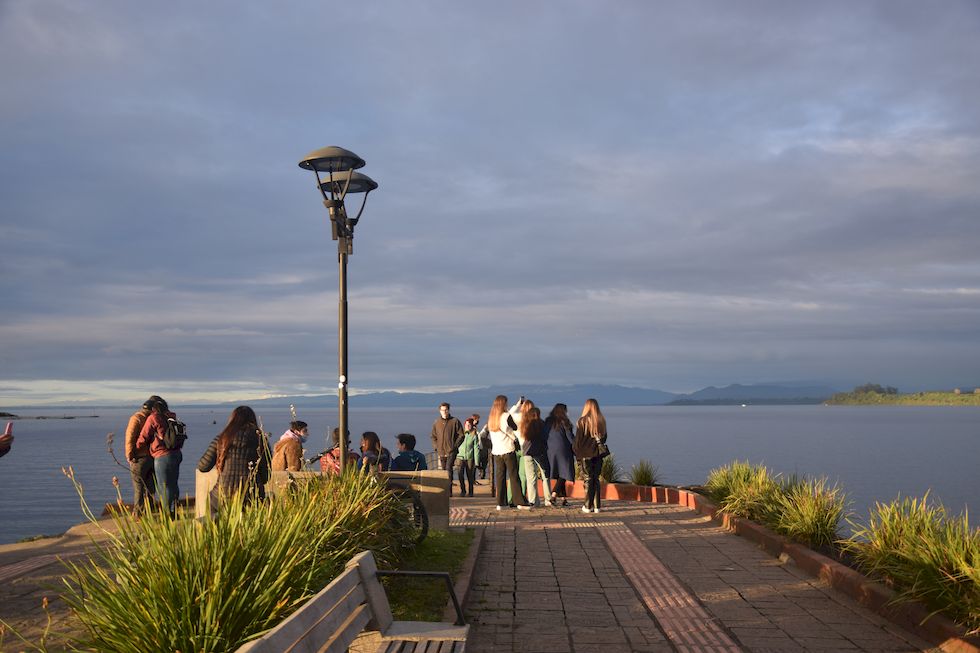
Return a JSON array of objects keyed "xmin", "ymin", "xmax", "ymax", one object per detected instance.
[{"xmin": 272, "ymin": 429, "xmax": 305, "ymax": 471}]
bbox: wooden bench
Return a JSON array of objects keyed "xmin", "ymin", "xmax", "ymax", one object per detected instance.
[{"xmin": 237, "ymin": 550, "xmax": 468, "ymax": 653}]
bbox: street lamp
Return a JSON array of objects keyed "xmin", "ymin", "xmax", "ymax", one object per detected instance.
[{"xmin": 299, "ymin": 146, "xmax": 378, "ymax": 474}]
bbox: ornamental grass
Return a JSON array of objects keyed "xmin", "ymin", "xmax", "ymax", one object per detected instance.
[
  {"xmin": 58, "ymin": 469, "xmax": 415, "ymax": 652},
  {"xmin": 846, "ymin": 494, "xmax": 980, "ymax": 634},
  {"xmin": 628, "ymin": 459, "xmax": 660, "ymax": 486}
]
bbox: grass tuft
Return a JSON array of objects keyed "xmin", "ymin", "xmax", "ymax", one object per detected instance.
[{"xmin": 628, "ymin": 459, "xmax": 660, "ymax": 486}]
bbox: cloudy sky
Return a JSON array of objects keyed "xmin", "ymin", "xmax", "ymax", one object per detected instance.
[{"xmin": 2, "ymin": 1, "xmax": 979, "ymax": 405}]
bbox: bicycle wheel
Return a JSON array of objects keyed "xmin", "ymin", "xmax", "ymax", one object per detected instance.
[{"xmin": 405, "ymin": 492, "xmax": 429, "ymax": 544}]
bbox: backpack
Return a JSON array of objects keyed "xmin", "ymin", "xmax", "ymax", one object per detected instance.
[{"xmin": 161, "ymin": 416, "xmax": 187, "ymax": 449}]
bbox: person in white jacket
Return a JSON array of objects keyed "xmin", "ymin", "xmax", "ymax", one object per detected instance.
[{"xmin": 485, "ymin": 395, "xmax": 530, "ymax": 510}]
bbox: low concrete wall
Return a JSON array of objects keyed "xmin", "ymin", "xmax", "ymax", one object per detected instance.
[{"xmin": 194, "ymin": 469, "xmax": 451, "ymax": 531}]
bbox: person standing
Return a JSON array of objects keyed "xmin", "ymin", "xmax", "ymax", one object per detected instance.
[
  {"xmin": 0, "ymin": 422, "xmax": 13, "ymax": 458},
  {"xmin": 136, "ymin": 398, "xmax": 186, "ymax": 517},
  {"xmin": 475, "ymin": 414, "xmax": 491, "ymax": 480},
  {"xmin": 520, "ymin": 406, "xmax": 551, "ymax": 507},
  {"xmin": 487, "ymin": 395, "xmax": 530, "ymax": 510},
  {"xmin": 430, "ymin": 402, "xmax": 464, "ymax": 493},
  {"xmin": 544, "ymin": 403, "xmax": 576, "ymax": 506},
  {"xmin": 572, "ymin": 398, "xmax": 608, "ymax": 514},
  {"xmin": 197, "ymin": 406, "xmax": 270, "ymax": 508},
  {"xmin": 272, "ymin": 420, "xmax": 308, "ymax": 472},
  {"xmin": 125, "ymin": 395, "xmax": 162, "ymax": 514},
  {"xmin": 456, "ymin": 417, "xmax": 482, "ymax": 496}
]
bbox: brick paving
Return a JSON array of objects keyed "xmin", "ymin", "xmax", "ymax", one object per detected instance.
[{"xmin": 453, "ymin": 486, "xmax": 938, "ymax": 653}]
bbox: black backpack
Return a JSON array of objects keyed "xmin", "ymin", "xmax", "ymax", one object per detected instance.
[{"xmin": 161, "ymin": 416, "xmax": 187, "ymax": 449}]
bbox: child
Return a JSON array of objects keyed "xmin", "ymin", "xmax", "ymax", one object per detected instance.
[
  {"xmin": 456, "ymin": 415, "xmax": 482, "ymax": 496},
  {"xmin": 390, "ymin": 433, "xmax": 428, "ymax": 471}
]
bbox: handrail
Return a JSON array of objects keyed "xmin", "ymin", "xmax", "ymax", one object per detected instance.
[{"xmin": 374, "ymin": 570, "xmax": 466, "ymax": 626}]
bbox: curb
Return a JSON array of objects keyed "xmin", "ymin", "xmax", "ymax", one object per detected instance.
[
  {"xmin": 442, "ymin": 526, "xmax": 485, "ymax": 624},
  {"xmin": 595, "ymin": 481, "xmax": 978, "ymax": 653}
]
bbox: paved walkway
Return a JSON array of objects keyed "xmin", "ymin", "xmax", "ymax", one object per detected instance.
[
  {"xmin": 452, "ymin": 481, "xmax": 937, "ymax": 653},
  {"xmin": 0, "ymin": 483, "xmax": 941, "ymax": 652}
]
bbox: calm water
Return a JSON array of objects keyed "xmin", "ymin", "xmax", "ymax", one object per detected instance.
[{"xmin": 0, "ymin": 405, "xmax": 976, "ymax": 544}]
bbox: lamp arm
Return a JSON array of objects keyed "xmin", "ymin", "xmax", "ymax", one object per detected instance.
[
  {"xmin": 314, "ymin": 169, "xmax": 330, "ymax": 201},
  {"xmin": 350, "ymin": 190, "xmax": 371, "ymax": 225}
]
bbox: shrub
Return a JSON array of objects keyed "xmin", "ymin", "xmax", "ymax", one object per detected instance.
[
  {"xmin": 706, "ymin": 461, "xmax": 782, "ymax": 524},
  {"xmin": 629, "ymin": 459, "xmax": 660, "ymax": 486},
  {"xmin": 773, "ymin": 477, "xmax": 848, "ymax": 549},
  {"xmin": 600, "ymin": 455, "xmax": 622, "ymax": 483},
  {"xmin": 704, "ymin": 460, "xmax": 756, "ymax": 503},
  {"xmin": 59, "ymin": 470, "xmax": 415, "ymax": 652},
  {"xmin": 846, "ymin": 494, "xmax": 980, "ymax": 634}
]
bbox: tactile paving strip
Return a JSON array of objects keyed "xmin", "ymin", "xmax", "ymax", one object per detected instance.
[{"xmin": 597, "ymin": 521, "xmax": 743, "ymax": 653}]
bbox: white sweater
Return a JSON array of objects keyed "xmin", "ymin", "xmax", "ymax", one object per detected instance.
[{"xmin": 485, "ymin": 403, "xmax": 522, "ymax": 456}]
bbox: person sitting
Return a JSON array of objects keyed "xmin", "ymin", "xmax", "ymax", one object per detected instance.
[
  {"xmin": 272, "ymin": 420, "xmax": 308, "ymax": 472},
  {"xmin": 320, "ymin": 428, "xmax": 360, "ymax": 474},
  {"xmin": 390, "ymin": 433, "xmax": 427, "ymax": 471},
  {"xmin": 358, "ymin": 431, "xmax": 391, "ymax": 473}
]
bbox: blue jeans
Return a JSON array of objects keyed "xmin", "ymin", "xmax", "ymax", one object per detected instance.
[{"xmin": 154, "ymin": 450, "xmax": 182, "ymax": 515}]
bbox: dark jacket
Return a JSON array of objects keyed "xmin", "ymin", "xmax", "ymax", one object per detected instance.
[
  {"xmin": 198, "ymin": 427, "xmax": 269, "ymax": 500},
  {"xmin": 572, "ymin": 419, "xmax": 607, "ymax": 460},
  {"xmin": 545, "ymin": 417, "xmax": 577, "ymax": 480},
  {"xmin": 391, "ymin": 449, "xmax": 427, "ymax": 471},
  {"xmin": 431, "ymin": 416, "xmax": 464, "ymax": 458}
]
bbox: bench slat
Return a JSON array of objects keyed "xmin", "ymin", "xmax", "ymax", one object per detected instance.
[
  {"xmin": 318, "ymin": 602, "xmax": 371, "ymax": 653},
  {"xmin": 242, "ymin": 567, "xmax": 365, "ymax": 652}
]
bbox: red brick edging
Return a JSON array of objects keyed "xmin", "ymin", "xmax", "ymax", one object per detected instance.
[{"xmin": 550, "ymin": 479, "xmax": 978, "ymax": 653}]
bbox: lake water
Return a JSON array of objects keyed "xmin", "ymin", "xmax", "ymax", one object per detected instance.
[{"xmin": 0, "ymin": 405, "xmax": 976, "ymax": 545}]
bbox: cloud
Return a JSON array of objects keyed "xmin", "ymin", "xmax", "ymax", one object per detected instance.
[{"xmin": 2, "ymin": 0, "xmax": 980, "ymax": 404}]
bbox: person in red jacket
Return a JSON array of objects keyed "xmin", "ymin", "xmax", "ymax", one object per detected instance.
[
  {"xmin": 320, "ymin": 428, "xmax": 360, "ymax": 474},
  {"xmin": 136, "ymin": 398, "xmax": 186, "ymax": 517}
]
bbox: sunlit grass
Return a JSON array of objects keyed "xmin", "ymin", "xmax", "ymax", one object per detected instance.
[
  {"xmin": 628, "ymin": 459, "xmax": 660, "ymax": 486},
  {"xmin": 58, "ymin": 470, "xmax": 416, "ymax": 652}
]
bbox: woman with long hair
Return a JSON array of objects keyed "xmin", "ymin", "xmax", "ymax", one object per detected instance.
[
  {"xmin": 197, "ymin": 406, "xmax": 270, "ymax": 507},
  {"xmin": 519, "ymin": 406, "xmax": 552, "ymax": 507},
  {"xmin": 544, "ymin": 403, "xmax": 576, "ymax": 506},
  {"xmin": 572, "ymin": 398, "xmax": 608, "ymax": 513},
  {"xmin": 487, "ymin": 395, "xmax": 530, "ymax": 510},
  {"xmin": 359, "ymin": 431, "xmax": 391, "ymax": 473}
]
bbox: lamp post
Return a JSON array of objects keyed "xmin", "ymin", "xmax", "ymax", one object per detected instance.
[{"xmin": 299, "ymin": 146, "xmax": 378, "ymax": 474}]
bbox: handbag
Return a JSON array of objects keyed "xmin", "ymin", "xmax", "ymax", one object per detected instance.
[{"xmin": 593, "ymin": 431, "xmax": 610, "ymax": 459}]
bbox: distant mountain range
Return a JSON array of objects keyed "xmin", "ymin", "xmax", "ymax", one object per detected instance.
[{"xmin": 239, "ymin": 382, "xmax": 840, "ymax": 409}]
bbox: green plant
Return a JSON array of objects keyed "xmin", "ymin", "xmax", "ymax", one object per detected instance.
[
  {"xmin": 704, "ymin": 460, "xmax": 756, "ymax": 503},
  {"xmin": 59, "ymin": 469, "xmax": 416, "ymax": 652},
  {"xmin": 628, "ymin": 459, "xmax": 659, "ymax": 486},
  {"xmin": 600, "ymin": 455, "xmax": 622, "ymax": 483},
  {"xmin": 846, "ymin": 494, "xmax": 980, "ymax": 634},
  {"xmin": 773, "ymin": 477, "xmax": 848, "ymax": 548}
]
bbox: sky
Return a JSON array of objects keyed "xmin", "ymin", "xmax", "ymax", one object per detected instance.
[{"xmin": 2, "ymin": 1, "xmax": 980, "ymax": 406}]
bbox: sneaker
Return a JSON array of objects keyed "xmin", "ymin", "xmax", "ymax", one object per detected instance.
[
  {"xmin": 593, "ymin": 508, "xmax": 601, "ymax": 513},
  {"xmin": 544, "ymin": 501, "xmax": 553, "ymax": 507},
  {"xmin": 582, "ymin": 506, "xmax": 591, "ymax": 513},
  {"xmin": 468, "ymin": 492, "xmax": 474, "ymax": 497},
  {"xmin": 561, "ymin": 499, "xmax": 569, "ymax": 507},
  {"xmin": 517, "ymin": 504, "xmax": 532, "ymax": 510},
  {"xmin": 496, "ymin": 505, "xmax": 502, "ymax": 511}
]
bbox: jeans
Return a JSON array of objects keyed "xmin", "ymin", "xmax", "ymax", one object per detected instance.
[
  {"xmin": 582, "ymin": 456, "xmax": 602, "ymax": 510},
  {"xmin": 458, "ymin": 458, "xmax": 476, "ymax": 495},
  {"xmin": 154, "ymin": 450, "xmax": 182, "ymax": 516},
  {"xmin": 129, "ymin": 455, "xmax": 156, "ymax": 513},
  {"xmin": 494, "ymin": 452, "xmax": 525, "ymax": 507},
  {"xmin": 522, "ymin": 454, "xmax": 550, "ymax": 506}
]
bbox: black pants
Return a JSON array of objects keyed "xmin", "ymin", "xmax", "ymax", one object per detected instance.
[
  {"xmin": 458, "ymin": 459, "xmax": 476, "ymax": 495},
  {"xmin": 494, "ymin": 452, "xmax": 525, "ymax": 507},
  {"xmin": 552, "ymin": 476, "xmax": 568, "ymax": 498},
  {"xmin": 582, "ymin": 456, "xmax": 602, "ymax": 510},
  {"xmin": 129, "ymin": 455, "xmax": 156, "ymax": 513},
  {"xmin": 446, "ymin": 452, "xmax": 458, "ymax": 494}
]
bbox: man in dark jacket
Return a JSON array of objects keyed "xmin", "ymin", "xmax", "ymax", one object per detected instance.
[{"xmin": 430, "ymin": 402, "xmax": 464, "ymax": 494}]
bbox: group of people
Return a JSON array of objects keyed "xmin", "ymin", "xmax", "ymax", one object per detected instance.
[
  {"xmin": 480, "ymin": 395, "xmax": 609, "ymax": 513},
  {"xmin": 122, "ymin": 394, "xmax": 609, "ymax": 517}
]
